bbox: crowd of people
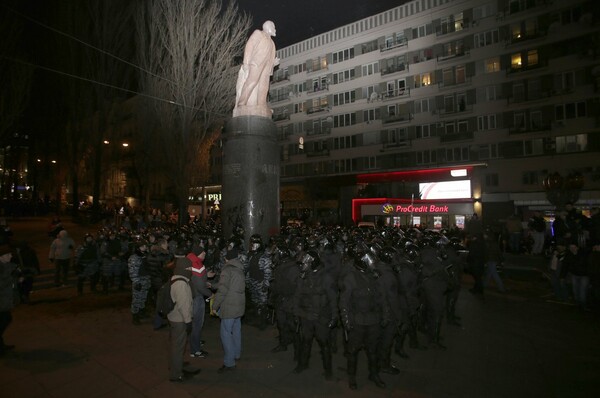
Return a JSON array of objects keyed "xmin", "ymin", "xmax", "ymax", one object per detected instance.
[
  {"xmin": 2, "ymin": 206, "xmax": 599, "ymax": 386},
  {"xmin": 41, "ymin": 219, "xmax": 482, "ymax": 387}
]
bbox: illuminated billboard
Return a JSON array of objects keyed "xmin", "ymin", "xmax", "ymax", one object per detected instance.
[{"xmin": 419, "ymin": 180, "xmax": 471, "ymax": 200}]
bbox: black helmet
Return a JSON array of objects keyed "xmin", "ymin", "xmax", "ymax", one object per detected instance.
[
  {"xmin": 404, "ymin": 243, "xmax": 420, "ymax": 262},
  {"xmin": 249, "ymin": 234, "xmax": 263, "ymax": 253},
  {"xmin": 298, "ymin": 250, "xmax": 321, "ymax": 273},
  {"xmin": 84, "ymin": 233, "xmax": 94, "ymax": 244},
  {"xmin": 379, "ymin": 246, "xmax": 396, "ymax": 264},
  {"xmin": 355, "ymin": 251, "xmax": 377, "ymax": 273}
]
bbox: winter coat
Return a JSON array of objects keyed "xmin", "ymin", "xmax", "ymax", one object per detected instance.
[
  {"xmin": 0, "ymin": 261, "xmax": 18, "ymax": 311},
  {"xmin": 213, "ymin": 258, "xmax": 245, "ymax": 319},
  {"xmin": 167, "ymin": 275, "xmax": 193, "ymax": 323},
  {"xmin": 49, "ymin": 230, "xmax": 75, "ymax": 261}
]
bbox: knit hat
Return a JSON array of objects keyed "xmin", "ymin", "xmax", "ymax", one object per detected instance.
[
  {"xmin": 173, "ymin": 256, "xmax": 192, "ymax": 277},
  {"xmin": 225, "ymin": 247, "xmax": 239, "ymax": 260}
]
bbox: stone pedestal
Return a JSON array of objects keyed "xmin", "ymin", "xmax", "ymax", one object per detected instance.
[{"xmin": 222, "ymin": 116, "xmax": 280, "ymax": 245}]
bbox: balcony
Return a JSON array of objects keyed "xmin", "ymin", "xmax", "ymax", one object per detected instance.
[
  {"xmin": 270, "ymin": 93, "xmax": 291, "ymax": 103},
  {"xmin": 437, "ymin": 103, "xmax": 473, "ymax": 117},
  {"xmin": 382, "ymin": 113, "xmax": 412, "ymax": 125},
  {"xmin": 437, "ymin": 48, "xmax": 470, "ymax": 63},
  {"xmin": 307, "ymin": 83, "xmax": 329, "ymax": 95},
  {"xmin": 380, "ymin": 37, "xmax": 408, "ymax": 52},
  {"xmin": 381, "ymin": 63, "xmax": 409, "ymax": 76},
  {"xmin": 306, "ymin": 148, "xmax": 330, "ymax": 158},
  {"xmin": 506, "ymin": 29, "xmax": 546, "ymax": 46},
  {"xmin": 506, "ymin": 60, "xmax": 546, "ymax": 75},
  {"xmin": 306, "ymin": 104, "xmax": 330, "ymax": 115},
  {"xmin": 439, "ymin": 131, "xmax": 473, "ymax": 143},
  {"xmin": 382, "ymin": 87, "xmax": 410, "ymax": 101},
  {"xmin": 272, "ymin": 113, "xmax": 290, "ymax": 122},
  {"xmin": 272, "ymin": 71, "xmax": 290, "ymax": 83},
  {"xmin": 435, "ymin": 19, "xmax": 468, "ymax": 37},
  {"xmin": 305, "ymin": 126, "xmax": 332, "ymax": 137},
  {"xmin": 382, "ymin": 140, "xmax": 411, "ymax": 149},
  {"xmin": 508, "ymin": 124, "xmax": 551, "ymax": 135},
  {"xmin": 437, "ymin": 76, "xmax": 472, "ymax": 90}
]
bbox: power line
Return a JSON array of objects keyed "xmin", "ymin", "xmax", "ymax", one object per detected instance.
[
  {"xmin": 0, "ymin": 2, "xmax": 178, "ymax": 87},
  {"xmin": 3, "ymin": 56, "xmax": 232, "ymax": 117}
]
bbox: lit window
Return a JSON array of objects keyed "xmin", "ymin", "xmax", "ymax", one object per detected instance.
[
  {"xmin": 511, "ymin": 53, "xmax": 522, "ymax": 69},
  {"xmin": 421, "ymin": 73, "xmax": 431, "ymax": 86},
  {"xmin": 527, "ymin": 50, "xmax": 538, "ymax": 66},
  {"xmin": 485, "ymin": 57, "xmax": 500, "ymax": 73}
]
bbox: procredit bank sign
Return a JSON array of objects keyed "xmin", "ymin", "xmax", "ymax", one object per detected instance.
[{"xmin": 383, "ymin": 203, "xmax": 449, "ymax": 214}]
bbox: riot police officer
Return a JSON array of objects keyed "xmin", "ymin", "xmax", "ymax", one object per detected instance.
[
  {"xmin": 245, "ymin": 234, "xmax": 272, "ymax": 330},
  {"xmin": 128, "ymin": 240, "xmax": 151, "ymax": 325},
  {"xmin": 270, "ymin": 245, "xmax": 301, "ymax": 356},
  {"xmin": 339, "ymin": 243, "xmax": 388, "ymax": 390},
  {"xmin": 75, "ymin": 233, "xmax": 100, "ymax": 295},
  {"xmin": 420, "ymin": 237, "xmax": 449, "ymax": 350},
  {"xmin": 292, "ymin": 250, "xmax": 338, "ymax": 380},
  {"xmin": 376, "ymin": 246, "xmax": 403, "ymax": 374}
]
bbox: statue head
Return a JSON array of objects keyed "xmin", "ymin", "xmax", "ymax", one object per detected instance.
[{"xmin": 263, "ymin": 20, "xmax": 276, "ymax": 37}]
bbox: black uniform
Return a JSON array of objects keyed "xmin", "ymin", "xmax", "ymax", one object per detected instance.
[
  {"xmin": 270, "ymin": 256, "xmax": 301, "ymax": 354},
  {"xmin": 395, "ymin": 252, "xmax": 426, "ymax": 356},
  {"xmin": 376, "ymin": 259, "xmax": 403, "ymax": 374},
  {"xmin": 339, "ymin": 257, "xmax": 388, "ymax": 390},
  {"xmin": 420, "ymin": 245, "xmax": 449, "ymax": 349},
  {"xmin": 292, "ymin": 254, "xmax": 338, "ymax": 380}
]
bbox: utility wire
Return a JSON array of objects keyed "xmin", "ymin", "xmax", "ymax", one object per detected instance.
[
  {"xmin": 0, "ymin": 2, "xmax": 178, "ymax": 87},
  {"xmin": 2, "ymin": 56, "xmax": 232, "ymax": 116}
]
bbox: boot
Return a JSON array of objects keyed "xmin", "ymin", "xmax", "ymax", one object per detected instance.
[
  {"xmin": 368, "ymin": 373, "xmax": 386, "ymax": 388},
  {"xmin": 409, "ymin": 319, "xmax": 427, "ymax": 350},
  {"xmin": 431, "ymin": 322, "xmax": 447, "ymax": 350},
  {"xmin": 395, "ymin": 331, "xmax": 410, "ymax": 359},
  {"xmin": 379, "ymin": 346, "xmax": 400, "ymax": 374},
  {"xmin": 367, "ymin": 351, "xmax": 386, "ymax": 388},
  {"xmin": 293, "ymin": 341, "xmax": 311, "ymax": 373},
  {"xmin": 347, "ymin": 354, "xmax": 358, "ymax": 390},
  {"xmin": 321, "ymin": 344, "xmax": 333, "ymax": 380}
]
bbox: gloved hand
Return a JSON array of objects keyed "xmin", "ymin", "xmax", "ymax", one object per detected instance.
[
  {"xmin": 380, "ymin": 319, "xmax": 389, "ymax": 328},
  {"xmin": 327, "ymin": 317, "xmax": 337, "ymax": 329},
  {"xmin": 134, "ymin": 283, "xmax": 142, "ymax": 291},
  {"xmin": 186, "ymin": 322, "xmax": 192, "ymax": 334}
]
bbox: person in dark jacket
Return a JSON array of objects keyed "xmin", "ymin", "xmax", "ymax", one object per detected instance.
[
  {"xmin": 292, "ymin": 250, "xmax": 338, "ymax": 380},
  {"xmin": 188, "ymin": 243, "xmax": 213, "ymax": 358},
  {"xmin": 74, "ymin": 234, "xmax": 100, "ymax": 296},
  {"xmin": 212, "ymin": 248, "xmax": 246, "ymax": 373},
  {"xmin": 376, "ymin": 246, "xmax": 403, "ymax": 374},
  {"xmin": 15, "ymin": 241, "xmax": 40, "ymax": 303},
  {"xmin": 270, "ymin": 245, "xmax": 300, "ymax": 355},
  {"xmin": 339, "ymin": 244, "xmax": 388, "ymax": 390},
  {"xmin": 483, "ymin": 232, "xmax": 506, "ymax": 293},
  {"xmin": 467, "ymin": 234, "xmax": 487, "ymax": 296},
  {"xmin": 0, "ymin": 244, "xmax": 18, "ymax": 356},
  {"xmin": 562, "ymin": 243, "xmax": 589, "ymax": 309},
  {"xmin": 420, "ymin": 239, "xmax": 449, "ymax": 350}
]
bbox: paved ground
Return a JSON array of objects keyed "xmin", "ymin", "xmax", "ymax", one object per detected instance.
[{"xmin": 1, "ymin": 216, "xmax": 599, "ymax": 397}]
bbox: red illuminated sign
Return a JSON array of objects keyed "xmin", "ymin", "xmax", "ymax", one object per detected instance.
[{"xmin": 383, "ymin": 203, "xmax": 449, "ymax": 214}]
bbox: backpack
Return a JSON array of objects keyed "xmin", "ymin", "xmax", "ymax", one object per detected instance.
[{"xmin": 156, "ymin": 277, "xmax": 186, "ymax": 318}]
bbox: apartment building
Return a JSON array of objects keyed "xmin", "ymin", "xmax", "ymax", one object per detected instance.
[{"xmin": 269, "ymin": 0, "xmax": 600, "ymax": 227}]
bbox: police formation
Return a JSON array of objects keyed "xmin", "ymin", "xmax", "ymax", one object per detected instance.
[{"xmin": 73, "ymin": 221, "xmax": 467, "ymax": 390}]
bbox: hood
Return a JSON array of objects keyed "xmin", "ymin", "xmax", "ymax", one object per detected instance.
[
  {"xmin": 226, "ymin": 257, "xmax": 244, "ymax": 270},
  {"xmin": 173, "ymin": 256, "xmax": 192, "ymax": 278}
]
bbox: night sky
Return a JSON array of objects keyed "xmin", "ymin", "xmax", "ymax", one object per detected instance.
[
  {"xmin": 237, "ymin": 0, "xmax": 408, "ymax": 48},
  {"xmin": 5, "ymin": 0, "xmax": 407, "ymax": 135}
]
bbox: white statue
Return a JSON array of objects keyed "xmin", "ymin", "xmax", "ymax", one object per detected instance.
[{"xmin": 233, "ymin": 20, "xmax": 280, "ymax": 118}]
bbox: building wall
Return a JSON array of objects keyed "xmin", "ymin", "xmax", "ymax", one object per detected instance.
[{"xmin": 269, "ymin": 0, "xmax": 600, "ymax": 222}]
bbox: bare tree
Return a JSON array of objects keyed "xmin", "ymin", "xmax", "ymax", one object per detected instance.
[{"xmin": 135, "ymin": 0, "xmax": 251, "ymax": 225}]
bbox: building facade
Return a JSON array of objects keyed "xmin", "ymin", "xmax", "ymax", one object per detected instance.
[{"xmin": 269, "ymin": 0, "xmax": 600, "ymax": 227}]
